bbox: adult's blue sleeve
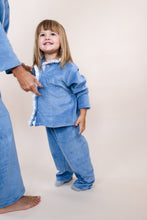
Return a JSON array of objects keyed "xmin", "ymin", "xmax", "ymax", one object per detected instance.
[{"xmin": 0, "ymin": 23, "xmax": 21, "ymax": 73}]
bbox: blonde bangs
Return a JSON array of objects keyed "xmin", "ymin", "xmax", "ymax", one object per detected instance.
[{"xmin": 37, "ymin": 20, "xmax": 60, "ymax": 35}]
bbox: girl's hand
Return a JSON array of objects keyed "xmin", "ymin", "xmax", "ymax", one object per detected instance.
[{"xmin": 74, "ymin": 109, "xmax": 87, "ymax": 135}]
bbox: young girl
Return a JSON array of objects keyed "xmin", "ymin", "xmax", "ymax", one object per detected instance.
[{"xmin": 29, "ymin": 19, "xmax": 95, "ymax": 191}]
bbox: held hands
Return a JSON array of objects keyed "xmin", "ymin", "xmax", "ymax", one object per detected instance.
[
  {"xmin": 12, "ymin": 65, "xmax": 43, "ymax": 96},
  {"xmin": 74, "ymin": 109, "xmax": 87, "ymax": 135}
]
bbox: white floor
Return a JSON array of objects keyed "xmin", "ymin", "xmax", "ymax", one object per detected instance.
[
  {"xmin": 25, "ymin": 178, "xmax": 147, "ymax": 220},
  {"xmin": 1, "ymin": 174, "xmax": 147, "ymax": 220}
]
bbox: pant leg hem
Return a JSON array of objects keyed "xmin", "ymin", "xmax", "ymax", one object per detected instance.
[{"xmin": 0, "ymin": 187, "xmax": 25, "ymax": 208}]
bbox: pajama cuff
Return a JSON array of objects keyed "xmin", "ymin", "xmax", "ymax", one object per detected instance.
[
  {"xmin": 77, "ymin": 93, "xmax": 90, "ymax": 109},
  {"xmin": 5, "ymin": 62, "xmax": 21, "ymax": 74}
]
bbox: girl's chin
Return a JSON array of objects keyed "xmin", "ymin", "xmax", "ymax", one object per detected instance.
[{"xmin": 43, "ymin": 50, "xmax": 59, "ymax": 55}]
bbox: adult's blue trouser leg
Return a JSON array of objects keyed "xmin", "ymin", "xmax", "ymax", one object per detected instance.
[
  {"xmin": 46, "ymin": 127, "xmax": 73, "ymax": 182},
  {"xmin": 46, "ymin": 126, "xmax": 95, "ymax": 190},
  {"xmin": 0, "ymin": 94, "xmax": 25, "ymax": 208}
]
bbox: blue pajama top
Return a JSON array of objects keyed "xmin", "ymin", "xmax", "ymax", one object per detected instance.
[
  {"xmin": 0, "ymin": 0, "xmax": 21, "ymax": 73},
  {"xmin": 29, "ymin": 59, "xmax": 90, "ymax": 128}
]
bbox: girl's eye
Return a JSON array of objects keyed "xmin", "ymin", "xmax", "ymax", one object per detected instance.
[
  {"xmin": 51, "ymin": 32, "xmax": 56, "ymax": 36},
  {"xmin": 40, "ymin": 33, "xmax": 45, "ymax": 37}
]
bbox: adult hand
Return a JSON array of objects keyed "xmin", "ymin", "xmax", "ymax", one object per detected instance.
[
  {"xmin": 12, "ymin": 65, "xmax": 43, "ymax": 96},
  {"xmin": 22, "ymin": 63, "xmax": 32, "ymax": 72}
]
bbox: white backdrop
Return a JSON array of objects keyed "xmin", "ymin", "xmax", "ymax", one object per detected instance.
[{"xmin": 0, "ymin": 0, "xmax": 147, "ymax": 219}]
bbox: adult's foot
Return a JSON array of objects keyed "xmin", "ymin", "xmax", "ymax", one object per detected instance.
[{"xmin": 0, "ymin": 196, "xmax": 41, "ymax": 214}]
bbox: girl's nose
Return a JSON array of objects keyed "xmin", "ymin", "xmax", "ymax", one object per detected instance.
[{"xmin": 46, "ymin": 34, "xmax": 50, "ymax": 40}]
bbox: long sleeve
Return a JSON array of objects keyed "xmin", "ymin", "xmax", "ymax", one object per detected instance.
[
  {"xmin": 0, "ymin": 23, "xmax": 21, "ymax": 73},
  {"xmin": 65, "ymin": 66, "xmax": 90, "ymax": 110}
]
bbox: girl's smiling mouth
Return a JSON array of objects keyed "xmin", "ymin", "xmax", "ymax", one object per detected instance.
[{"xmin": 43, "ymin": 41, "xmax": 53, "ymax": 45}]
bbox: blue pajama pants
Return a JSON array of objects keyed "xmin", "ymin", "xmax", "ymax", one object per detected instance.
[
  {"xmin": 46, "ymin": 126, "xmax": 95, "ymax": 190},
  {"xmin": 0, "ymin": 93, "xmax": 25, "ymax": 208}
]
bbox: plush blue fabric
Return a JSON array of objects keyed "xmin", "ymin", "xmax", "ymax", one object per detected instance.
[
  {"xmin": 0, "ymin": 94, "xmax": 25, "ymax": 208},
  {"xmin": 30, "ymin": 59, "xmax": 95, "ymax": 190},
  {"xmin": 0, "ymin": 0, "xmax": 25, "ymax": 207},
  {"xmin": 0, "ymin": 0, "xmax": 21, "ymax": 73},
  {"xmin": 30, "ymin": 60, "xmax": 90, "ymax": 127},
  {"xmin": 46, "ymin": 126, "xmax": 95, "ymax": 190}
]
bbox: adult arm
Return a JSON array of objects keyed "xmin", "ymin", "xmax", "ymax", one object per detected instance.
[
  {"xmin": 0, "ymin": 23, "xmax": 20, "ymax": 72},
  {"xmin": 0, "ymin": 23, "xmax": 42, "ymax": 95}
]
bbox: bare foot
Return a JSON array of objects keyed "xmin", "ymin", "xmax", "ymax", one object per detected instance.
[{"xmin": 0, "ymin": 196, "xmax": 41, "ymax": 214}]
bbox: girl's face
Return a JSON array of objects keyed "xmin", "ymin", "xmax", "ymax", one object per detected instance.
[{"xmin": 38, "ymin": 27, "xmax": 61, "ymax": 56}]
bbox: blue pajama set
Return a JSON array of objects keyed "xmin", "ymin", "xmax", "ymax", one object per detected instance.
[
  {"xmin": 0, "ymin": 0, "xmax": 25, "ymax": 208},
  {"xmin": 30, "ymin": 59, "xmax": 95, "ymax": 190}
]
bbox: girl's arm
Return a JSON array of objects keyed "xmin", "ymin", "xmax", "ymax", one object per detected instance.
[
  {"xmin": 65, "ymin": 64, "xmax": 90, "ymax": 134},
  {"xmin": 65, "ymin": 65, "xmax": 90, "ymax": 110}
]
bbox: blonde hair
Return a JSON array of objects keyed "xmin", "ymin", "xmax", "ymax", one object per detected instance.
[{"xmin": 33, "ymin": 19, "xmax": 73, "ymax": 69}]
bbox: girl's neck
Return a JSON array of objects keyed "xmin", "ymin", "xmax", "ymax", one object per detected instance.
[{"xmin": 44, "ymin": 53, "xmax": 60, "ymax": 63}]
